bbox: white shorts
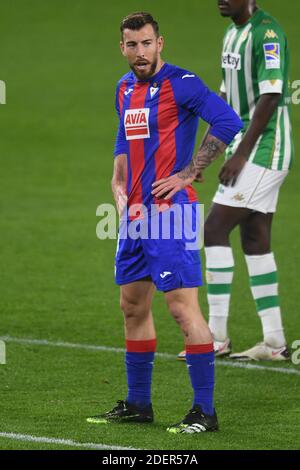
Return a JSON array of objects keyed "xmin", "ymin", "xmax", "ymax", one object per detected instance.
[{"xmin": 213, "ymin": 161, "xmax": 288, "ymax": 214}]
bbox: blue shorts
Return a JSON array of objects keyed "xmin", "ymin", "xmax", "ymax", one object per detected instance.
[{"xmin": 115, "ymin": 203, "xmax": 203, "ymax": 292}]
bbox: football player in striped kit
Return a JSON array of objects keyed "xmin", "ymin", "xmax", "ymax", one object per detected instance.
[
  {"xmin": 87, "ymin": 12, "xmax": 242, "ymax": 433},
  {"xmin": 179, "ymin": 0, "xmax": 293, "ymax": 362}
]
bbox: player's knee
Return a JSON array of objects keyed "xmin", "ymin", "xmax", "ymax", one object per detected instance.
[
  {"xmin": 242, "ymin": 241, "xmax": 271, "ymax": 255},
  {"xmin": 167, "ymin": 300, "xmax": 189, "ymax": 326},
  {"xmin": 120, "ymin": 297, "xmax": 138, "ymax": 317},
  {"xmin": 204, "ymin": 219, "xmax": 227, "ymax": 246},
  {"xmin": 120, "ymin": 297, "xmax": 147, "ymax": 321},
  {"xmin": 241, "ymin": 230, "xmax": 270, "ymax": 255}
]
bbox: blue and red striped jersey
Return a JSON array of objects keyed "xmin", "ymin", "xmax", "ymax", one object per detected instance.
[{"xmin": 114, "ymin": 63, "xmax": 243, "ymax": 214}]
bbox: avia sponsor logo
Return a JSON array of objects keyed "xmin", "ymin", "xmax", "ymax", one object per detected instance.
[
  {"xmin": 222, "ymin": 52, "xmax": 241, "ymax": 70},
  {"xmin": 124, "ymin": 108, "xmax": 150, "ymax": 140}
]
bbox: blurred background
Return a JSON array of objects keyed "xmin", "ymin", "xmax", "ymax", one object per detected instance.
[
  {"xmin": 0, "ymin": 0, "xmax": 298, "ymax": 347},
  {"xmin": 0, "ymin": 0, "xmax": 299, "ymax": 450}
]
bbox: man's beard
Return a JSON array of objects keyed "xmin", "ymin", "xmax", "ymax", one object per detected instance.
[{"xmin": 130, "ymin": 58, "xmax": 158, "ymax": 80}]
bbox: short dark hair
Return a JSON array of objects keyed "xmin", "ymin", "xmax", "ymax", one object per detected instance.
[{"xmin": 120, "ymin": 12, "xmax": 159, "ymax": 39}]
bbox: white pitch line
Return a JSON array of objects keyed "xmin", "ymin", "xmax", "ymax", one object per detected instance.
[
  {"xmin": 214, "ymin": 359, "xmax": 300, "ymax": 376},
  {"xmin": 0, "ymin": 432, "xmax": 138, "ymax": 450},
  {"xmin": 0, "ymin": 336, "xmax": 174, "ymax": 359},
  {"xmin": 1, "ymin": 335, "xmax": 300, "ymax": 376}
]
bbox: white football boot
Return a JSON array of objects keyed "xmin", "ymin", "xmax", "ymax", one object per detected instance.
[
  {"xmin": 214, "ymin": 338, "xmax": 232, "ymax": 357},
  {"xmin": 230, "ymin": 342, "xmax": 290, "ymax": 361}
]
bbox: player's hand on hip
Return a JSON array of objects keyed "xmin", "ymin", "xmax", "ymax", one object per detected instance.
[
  {"xmin": 219, "ymin": 155, "xmax": 247, "ymax": 187},
  {"xmin": 151, "ymin": 174, "xmax": 194, "ymax": 200}
]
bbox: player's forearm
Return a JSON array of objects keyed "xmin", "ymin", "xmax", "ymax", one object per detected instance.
[
  {"xmin": 111, "ymin": 154, "xmax": 127, "ymax": 187},
  {"xmin": 195, "ymin": 91, "xmax": 243, "ymax": 169},
  {"xmin": 234, "ymin": 93, "xmax": 281, "ymax": 158},
  {"xmin": 178, "ymin": 134, "xmax": 227, "ymax": 180},
  {"xmin": 194, "ymin": 134, "xmax": 227, "ymax": 171},
  {"xmin": 111, "ymin": 154, "xmax": 128, "ymax": 215}
]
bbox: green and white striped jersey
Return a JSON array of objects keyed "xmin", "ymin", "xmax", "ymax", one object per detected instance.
[{"xmin": 221, "ymin": 9, "xmax": 294, "ymax": 170}]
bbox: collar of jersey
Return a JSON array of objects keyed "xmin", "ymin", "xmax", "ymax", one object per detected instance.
[{"xmin": 233, "ymin": 8, "xmax": 264, "ymax": 30}]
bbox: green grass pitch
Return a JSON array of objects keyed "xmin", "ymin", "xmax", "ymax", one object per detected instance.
[{"xmin": 0, "ymin": 0, "xmax": 299, "ymax": 450}]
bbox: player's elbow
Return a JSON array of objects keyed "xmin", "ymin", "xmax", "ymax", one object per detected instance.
[
  {"xmin": 232, "ymin": 114, "xmax": 244, "ymax": 133},
  {"xmin": 261, "ymin": 92, "xmax": 282, "ymax": 105},
  {"xmin": 227, "ymin": 113, "xmax": 244, "ymax": 141},
  {"xmin": 211, "ymin": 114, "xmax": 244, "ymax": 147}
]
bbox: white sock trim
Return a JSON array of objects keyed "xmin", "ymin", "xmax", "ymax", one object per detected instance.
[
  {"xmin": 205, "ymin": 246, "xmax": 234, "ymax": 269},
  {"xmin": 258, "ymin": 307, "xmax": 286, "ymax": 347},
  {"xmin": 207, "ymin": 294, "xmax": 231, "ymax": 305},
  {"xmin": 251, "ymin": 284, "xmax": 278, "ymax": 299},
  {"xmin": 245, "ymin": 252, "xmax": 277, "ymax": 276},
  {"xmin": 206, "ymin": 271, "xmax": 234, "ymax": 284}
]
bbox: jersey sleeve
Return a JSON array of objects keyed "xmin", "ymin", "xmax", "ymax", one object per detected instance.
[
  {"xmin": 254, "ymin": 24, "xmax": 286, "ymax": 95},
  {"xmin": 174, "ymin": 75, "xmax": 243, "ymax": 145},
  {"xmin": 114, "ymin": 84, "xmax": 129, "ymax": 157}
]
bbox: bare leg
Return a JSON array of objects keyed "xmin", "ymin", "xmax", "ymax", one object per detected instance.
[
  {"xmin": 120, "ymin": 279, "xmax": 156, "ymax": 340},
  {"xmin": 240, "ymin": 211, "xmax": 273, "ymax": 255},
  {"xmin": 165, "ymin": 287, "xmax": 212, "ymax": 344},
  {"xmin": 239, "ymin": 212, "xmax": 286, "ymax": 350},
  {"xmin": 165, "ymin": 286, "xmax": 215, "ymax": 417},
  {"xmin": 204, "ymin": 203, "xmax": 254, "ymax": 345},
  {"xmin": 205, "ymin": 203, "xmax": 252, "ymax": 247}
]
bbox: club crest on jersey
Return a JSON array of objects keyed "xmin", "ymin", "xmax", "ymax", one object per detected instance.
[
  {"xmin": 150, "ymin": 86, "xmax": 159, "ymax": 99},
  {"xmin": 222, "ymin": 52, "xmax": 241, "ymax": 70},
  {"xmin": 263, "ymin": 43, "xmax": 280, "ymax": 69},
  {"xmin": 124, "ymin": 108, "xmax": 150, "ymax": 140}
]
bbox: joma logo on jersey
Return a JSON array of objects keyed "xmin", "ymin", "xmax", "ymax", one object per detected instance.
[
  {"xmin": 124, "ymin": 108, "xmax": 150, "ymax": 140},
  {"xmin": 222, "ymin": 52, "xmax": 241, "ymax": 70}
]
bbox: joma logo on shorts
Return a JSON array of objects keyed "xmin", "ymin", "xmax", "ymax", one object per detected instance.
[{"xmin": 222, "ymin": 52, "xmax": 241, "ymax": 70}]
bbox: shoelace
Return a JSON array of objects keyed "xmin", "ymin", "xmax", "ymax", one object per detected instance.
[
  {"xmin": 169, "ymin": 409, "xmax": 204, "ymax": 428},
  {"xmin": 115, "ymin": 400, "xmax": 127, "ymax": 410},
  {"xmin": 184, "ymin": 408, "xmax": 205, "ymax": 422},
  {"xmin": 106, "ymin": 400, "xmax": 127, "ymax": 415}
]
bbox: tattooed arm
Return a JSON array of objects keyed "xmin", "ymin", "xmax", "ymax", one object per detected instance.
[
  {"xmin": 180, "ymin": 134, "xmax": 227, "ymax": 179},
  {"xmin": 151, "ymin": 134, "xmax": 226, "ymax": 201},
  {"xmin": 151, "ymin": 79, "xmax": 242, "ymax": 200},
  {"xmin": 192, "ymin": 91, "xmax": 228, "ymax": 182}
]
